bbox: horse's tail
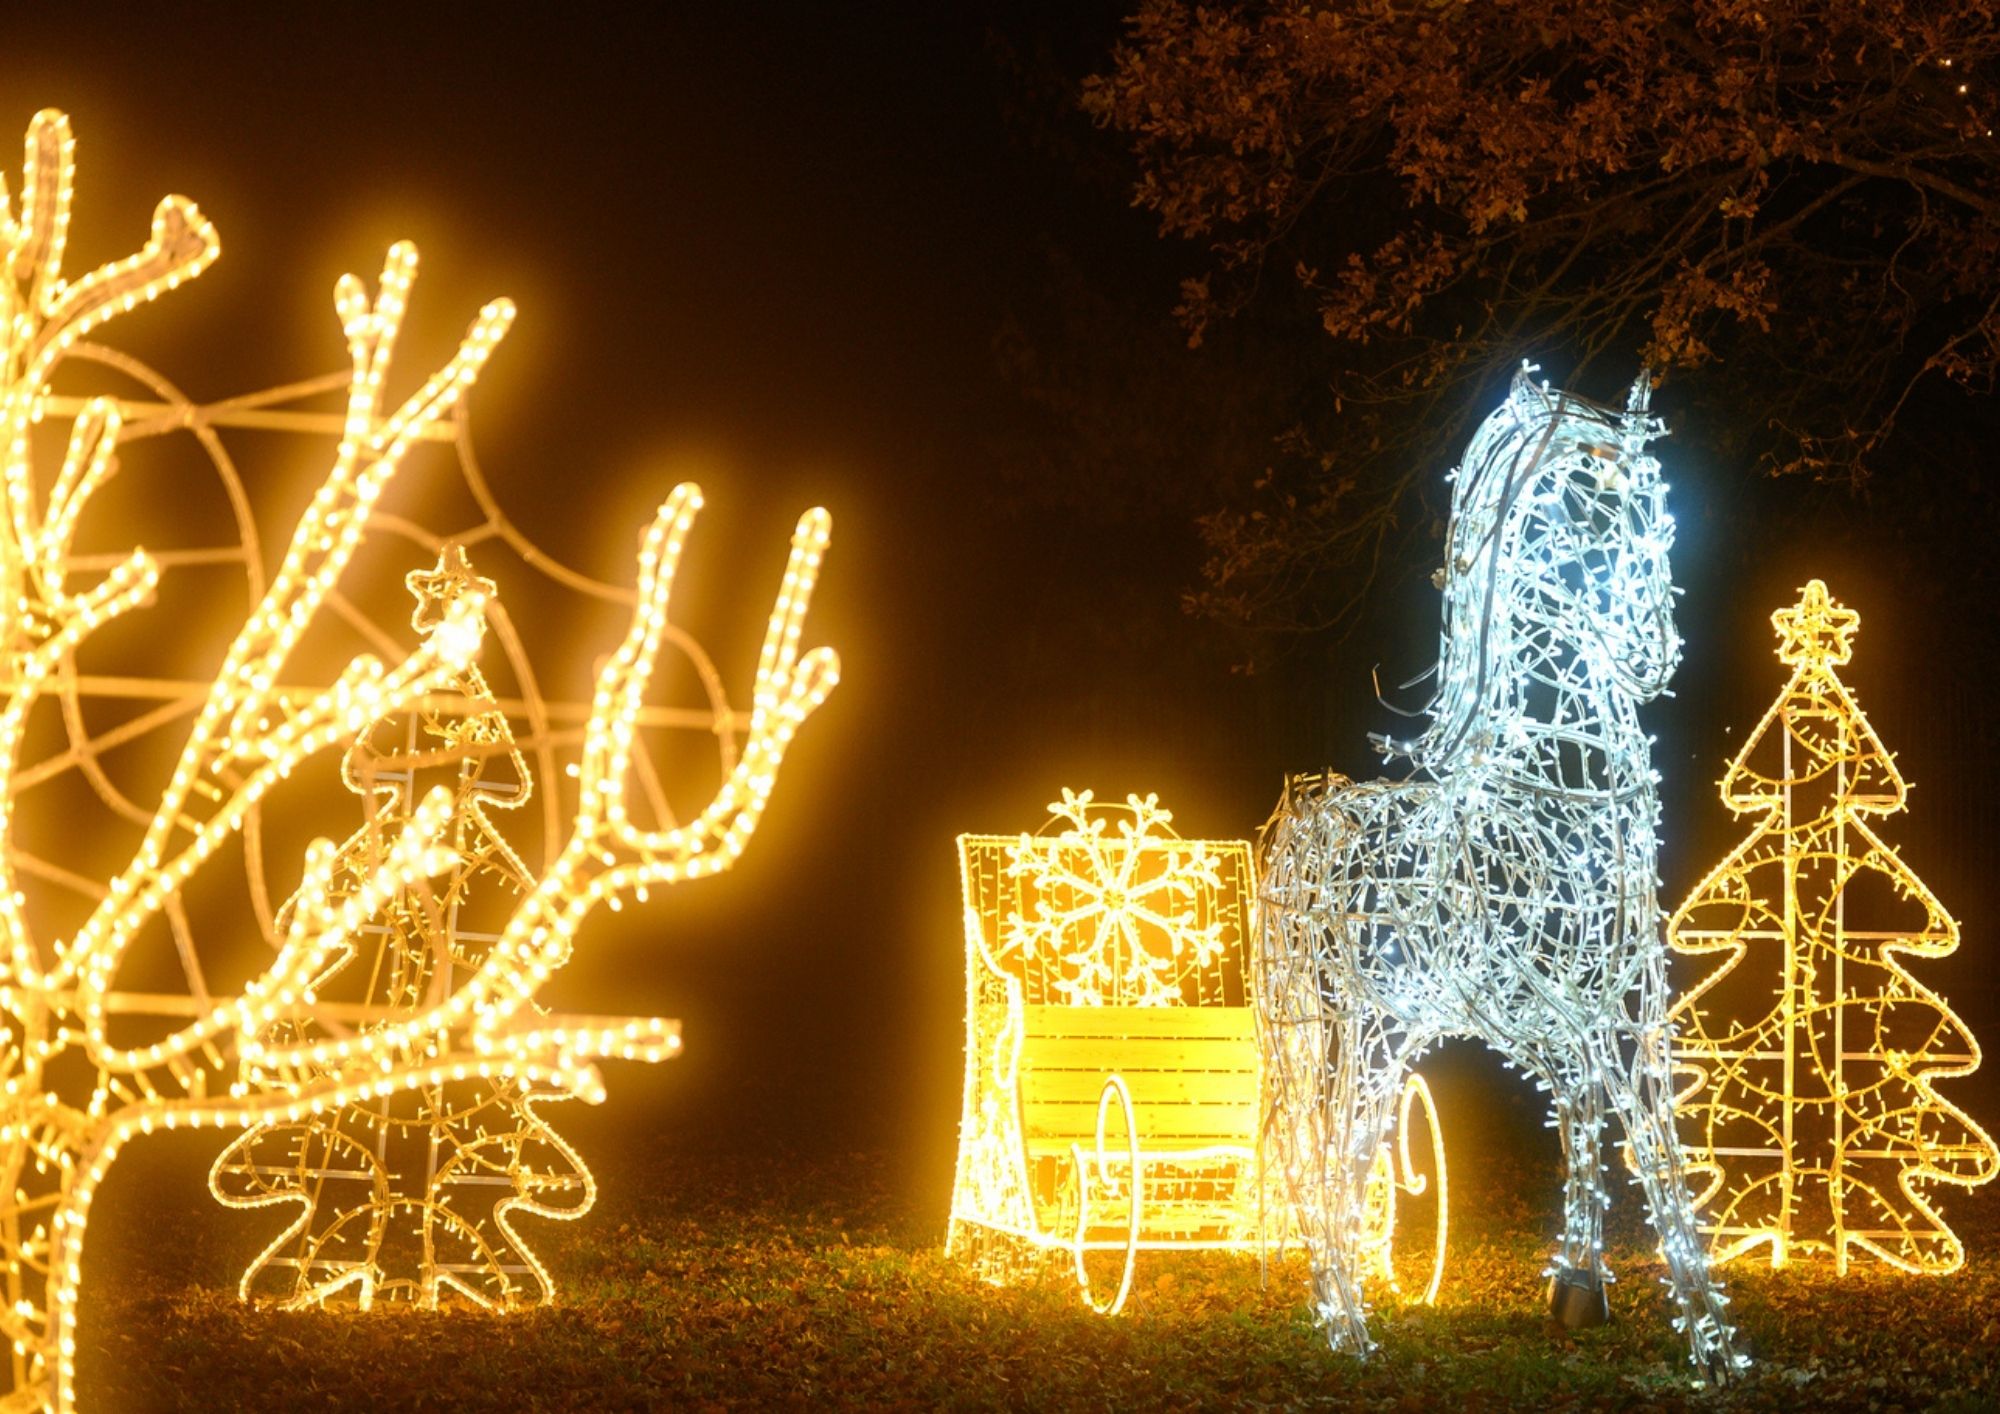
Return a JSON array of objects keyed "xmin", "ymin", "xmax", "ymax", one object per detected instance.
[
  {"xmin": 1256, "ymin": 770, "xmax": 1353, "ymax": 898},
  {"xmin": 1254, "ymin": 770, "xmax": 1361, "ymax": 1011}
]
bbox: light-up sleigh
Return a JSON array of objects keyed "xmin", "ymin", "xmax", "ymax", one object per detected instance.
[{"xmin": 947, "ymin": 791, "xmax": 1446, "ymax": 1314}]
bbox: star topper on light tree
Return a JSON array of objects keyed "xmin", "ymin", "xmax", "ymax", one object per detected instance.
[
  {"xmin": 1668, "ymin": 580, "xmax": 1997, "ymax": 1274},
  {"xmin": 0, "ymin": 107, "xmax": 840, "ymax": 1413}
]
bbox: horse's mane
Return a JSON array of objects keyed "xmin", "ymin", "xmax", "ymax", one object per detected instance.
[{"xmin": 1388, "ymin": 365, "xmax": 1658, "ymax": 773}]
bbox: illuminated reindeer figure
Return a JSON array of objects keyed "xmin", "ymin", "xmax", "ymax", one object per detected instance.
[
  {"xmin": 1257, "ymin": 369, "xmax": 1745, "ymax": 1382},
  {"xmin": 0, "ymin": 110, "xmax": 837, "ymax": 1411}
]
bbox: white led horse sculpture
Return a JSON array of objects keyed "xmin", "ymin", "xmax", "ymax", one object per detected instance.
[{"xmin": 1258, "ymin": 368, "xmax": 1745, "ymax": 1381}]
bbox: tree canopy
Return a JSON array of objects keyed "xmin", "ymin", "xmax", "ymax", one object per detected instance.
[{"xmin": 1083, "ymin": 1, "xmax": 2000, "ymax": 634}]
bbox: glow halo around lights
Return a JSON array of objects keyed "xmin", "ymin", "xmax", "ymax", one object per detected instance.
[
  {"xmin": 0, "ymin": 109, "xmax": 839, "ymax": 1411},
  {"xmin": 1257, "ymin": 367, "xmax": 1746, "ymax": 1382},
  {"xmin": 947, "ymin": 791, "xmax": 1447, "ymax": 1315},
  {"xmin": 1668, "ymin": 579, "xmax": 1997, "ymax": 1274}
]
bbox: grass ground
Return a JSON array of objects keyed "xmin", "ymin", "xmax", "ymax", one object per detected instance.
[{"xmin": 69, "ymin": 1104, "xmax": 1999, "ymax": 1412}]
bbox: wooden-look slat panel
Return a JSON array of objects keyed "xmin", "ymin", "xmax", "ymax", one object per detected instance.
[
  {"xmin": 1022, "ymin": 1093, "xmax": 1257, "ymax": 1120},
  {"xmin": 1112, "ymin": 1206, "xmax": 1256, "ymax": 1235},
  {"xmin": 1015, "ymin": 1001, "xmax": 1261, "ymax": 1149},
  {"xmin": 1024, "ymin": 1036, "xmax": 1258, "ymax": 1072},
  {"xmin": 1023, "ymin": 1067, "xmax": 1258, "ymax": 1107},
  {"xmin": 1023, "ymin": 1003, "xmax": 1254, "ymax": 1042},
  {"xmin": 1023, "ymin": 1102, "xmax": 1259, "ymax": 1144}
]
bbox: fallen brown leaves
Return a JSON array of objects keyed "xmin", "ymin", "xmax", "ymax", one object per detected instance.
[{"xmin": 73, "ymin": 1130, "xmax": 1999, "ymax": 1410}]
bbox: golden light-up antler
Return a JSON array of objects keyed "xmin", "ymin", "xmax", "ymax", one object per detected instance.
[
  {"xmin": 0, "ymin": 117, "xmax": 508, "ymax": 1409},
  {"xmin": 0, "ymin": 109, "xmax": 840, "ymax": 1411},
  {"xmin": 236, "ymin": 486, "xmax": 838, "ymax": 1082},
  {"xmin": 64, "ymin": 243, "xmax": 511, "ymax": 1080}
]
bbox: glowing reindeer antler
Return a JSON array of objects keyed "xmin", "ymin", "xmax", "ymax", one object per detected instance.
[
  {"xmin": 59, "ymin": 241, "xmax": 512, "ymax": 1083},
  {"xmin": 0, "ymin": 111, "xmax": 220, "ymax": 988},
  {"xmin": 242, "ymin": 483, "xmax": 841, "ymax": 1084},
  {"xmin": 0, "ymin": 107, "xmax": 842, "ymax": 1413},
  {"xmin": 0, "ymin": 126, "xmax": 516, "ymax": 1409},
  {"xmin": 0, "ymin": 109, "xmax": 495, "ymax": 1410}
]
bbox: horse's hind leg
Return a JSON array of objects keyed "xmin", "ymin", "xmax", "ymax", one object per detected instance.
[
  {"xmin": 1260, "ymin": 915, "xmax": 1343, "ymax": 1335},
  {"xmin": 1303, "ymin": 1009, "xmax": 1408, "ymax": 1358},
  {"xmin": 1547, "ymin": 1069, "xmax": 1611, "ymax": 1328},
  {"xmin": 1598, "ymin": 1029, "xmax": 1745, "ymax": 1383}
]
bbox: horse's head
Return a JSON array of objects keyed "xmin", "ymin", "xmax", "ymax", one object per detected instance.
[
  {"xmin": 1539, "ymin": 373, "xmax": 1681, "ymax": 701},
  {"xmin": 1402, "ymin": 366, "xmax": 1680, "ymax": 768}
]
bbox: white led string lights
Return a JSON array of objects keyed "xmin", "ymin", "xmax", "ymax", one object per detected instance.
[
  {"xmin": 0, "ymin": 109, "xmax": 839, "ymax": 1411},
  {"xmin": 1257, "ymin": 368, "xmax": 1747, "ymax": 1382}
]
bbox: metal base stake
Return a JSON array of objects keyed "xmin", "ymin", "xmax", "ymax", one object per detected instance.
[{"xmin": 1547, "ymin": 1266, "xmax": 1610, "ymax": 1329}]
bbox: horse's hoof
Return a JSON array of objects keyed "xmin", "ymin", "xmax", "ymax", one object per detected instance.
[{"xmin": 1546, "ymin": 1266, "xmax": 1609, "ymax": 1330}]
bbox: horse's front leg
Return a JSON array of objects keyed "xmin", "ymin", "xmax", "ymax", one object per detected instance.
[
  {"xmin": 1598, "ymin": 1027, "xmax": 1746, "ymax": 1383},
  {"xmin": 1547, "ymin": 1067, "xmax": 1611, "ymax": 1328}
]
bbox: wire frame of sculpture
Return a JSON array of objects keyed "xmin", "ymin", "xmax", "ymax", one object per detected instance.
[
  {"xmin": 1668, "ymin": 580, "xmax": 1997, "ymax": 1274},
  {"xmin": 0, "ymin": 109, "xmax": 839, "ymax": 1411},
  {"xmin": 947, "ymin": 790, "xmax": 1446, "ymax": 1316},
  {"xmin": 1257, "ymin": 368, "xmax": 1746, "ymax": 1383},
  {"xmin": 209, "ymin": 547, "xmax": 586, "ymax": 1311}
]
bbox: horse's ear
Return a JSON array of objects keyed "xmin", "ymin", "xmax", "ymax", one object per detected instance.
[
  {"xmin": 1625, "ymin": 369, "xmax": 1654, "ymax": 417},
  {"xmin": 1622, "ymin": 369, "xmax": 1664, "ymax": 459},
  {"xmin": 1509, "ymin": 360, "xmax": 1542, "ymax": 408}
]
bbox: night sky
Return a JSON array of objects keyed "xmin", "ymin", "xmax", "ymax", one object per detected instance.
[{"xmin": 16, "ymin": 4, "xmax": 1999, "ymax": 1208}]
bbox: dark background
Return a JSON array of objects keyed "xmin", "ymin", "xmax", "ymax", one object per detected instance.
[{"xmin": 15, "ymin": 3, "xmax": 1997, "ymax": 1218}]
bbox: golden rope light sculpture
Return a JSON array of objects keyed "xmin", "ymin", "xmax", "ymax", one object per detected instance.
[
  {"xmin": 947, "ymin": 790, "xmax": 1446, "ymax": 1315},
  {"xmin": 1668, "ymin": 580, "xmax": 1997, "ymax": 1274},
  {"xmin": 210, "ymin": 547, "xmax": 589, "ymax": 1311},
  {"xmin": 0, "ymin": 108, "xmax": 839, "ymax": 1412}
]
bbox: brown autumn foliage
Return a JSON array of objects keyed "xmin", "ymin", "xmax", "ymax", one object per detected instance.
[
  {"xmin": 1082, "ymin": 2, "xmax": 2000, "ymax": 633},
  {"xmin": 78, "ymin": 1132, "xmax": 2000, "ymax": 1409}
]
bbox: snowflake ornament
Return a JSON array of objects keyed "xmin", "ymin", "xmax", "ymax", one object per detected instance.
[{"xmin": 1001, "ymin": 789, "xmax": 1226, "ymax": 1007}]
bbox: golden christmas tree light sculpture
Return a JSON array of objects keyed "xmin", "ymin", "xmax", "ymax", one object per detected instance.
[
  {"xmin": 1668, "ymin": 580, "xmax": 1997, "ymax": 1274},
  {"xmin": 0, "ymin": 108, "xmax": 839, "ymax": 1411},
  {"xmin": 210, "ymin": 546, "xmax": 593, "ymax": 1312}
]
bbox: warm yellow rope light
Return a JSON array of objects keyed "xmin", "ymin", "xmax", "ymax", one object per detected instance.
[
  {"xmin": 0, "ymin": 109, "xmax": 839, "ymax": 1411},
  {"xmin": 947, "ymin": 791, "xmax": 1446, "ymax": 1313},
  {"xmin": 211, "ymin": 547, "xmax": 589, "ymax": 1312},
  {"xmin": 1669, "ymin": 579, "xmax": 1997, "ymax": 1274},
  {"xmin": 1368, "ymin": 1072, "xmax": 1449, "ymax": 1306}
]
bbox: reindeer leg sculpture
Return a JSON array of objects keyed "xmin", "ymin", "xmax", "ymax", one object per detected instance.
[
  {"xmin": 1308, "ymin": 1012, "xmax": 1413, "ymax": 1358},
  {"xmin": 1547, "ymin": 1070, "xmax": 1611, "ymax": 1328},
  {"xmin": 1598, "ymin": 1028, "xmax": 1741, "ymax": 1381}
]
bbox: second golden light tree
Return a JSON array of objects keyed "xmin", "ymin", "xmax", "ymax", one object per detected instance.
[{"xmin": 1668, "ymin": 580, "xmax": 1997, "ymax": 1274}]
